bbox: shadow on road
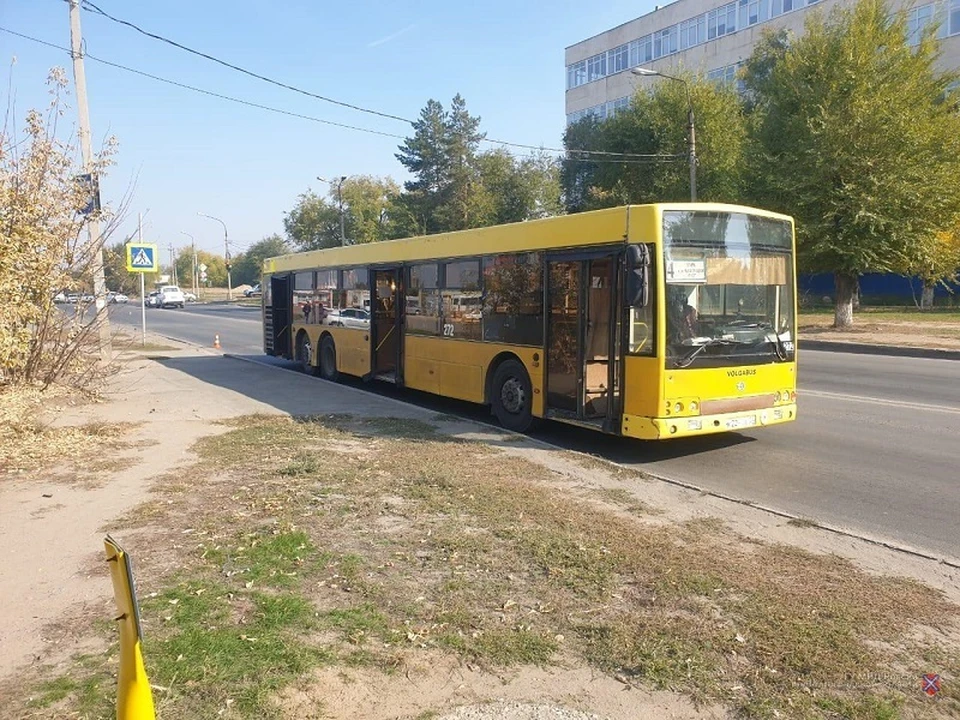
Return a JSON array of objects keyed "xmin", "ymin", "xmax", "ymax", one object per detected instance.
[{"xmin": 152, "ymin": 353, "xmax": 755, "ymax": 466}]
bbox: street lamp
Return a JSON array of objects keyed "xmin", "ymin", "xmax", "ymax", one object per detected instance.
[
  {"xmin": 180, "ymin": 231, "xmax": 197, "ymax": 297},
  {"xmin": 631, "ymin": 67, "xmax": 697, "ymax": 202},
  {"xmin": 197, "ymin": 212, "xmax": 232, "ymax": 300},
  {"xmin": 317, "ymin": 175, "xmax": 348, "ymax": 246}
]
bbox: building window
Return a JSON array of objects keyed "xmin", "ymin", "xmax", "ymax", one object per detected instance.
[
  {"xmin": 566, "ymin": 60, "xmax": 587, "ymax": 90},
  {"xmin": 950, "ymin": 0, "xmax": 960, "ymax": 35},
  {"xmin": 630, "ymin": 35, "xmax": 653, "ymax": 66},
  {"xmin": 908, "ymin": 3, "xmax": 935, "ymax": 45},
  {"xmin": 587, "ymin": 53, "xmax": 607, "ymax": 82},
  {"xmin": 608, "ymin": 44, "xmax": 630, "ymax": 74},
  {"xmin": 680, "ymin": 14, "xmax": 706, "ymax": 49},
  {"xmin": 407, "ymin": 264, "xmax": 441, "ymax": 336},
  {"xmin": 654, "ymin": 26, "xmax": 678, "ymax": 59},
  {"xmin": 708, "ymin": 2, "xmax": 737, "ymax": 39}
]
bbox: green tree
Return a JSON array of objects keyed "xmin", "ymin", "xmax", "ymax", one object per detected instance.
[
  {"xmin": 394, "ymin": 95, "xmax": 486, "ymax": 235},
  {"xmin": 473, "ymin": 149, "xmax": 561, "ymax": 225},
  {"xmin": 283, "ymin": 191, "xmax": 342, "ymax": 250},
  {"xmin": 340, "ymin": 176, "xmax": 401, "ymax": 243},
  {"xmin": 743, "ymin": 0, "xmax": 960, "ymax": 327},
  {"xmin": 103, "ymin": 241, "xmax": 140, "ymax": 295},
  {"xmin": 561, "ymin": 76, "xmax": 746, "ymax": 211},
  {"xmin": 231, "ymin": 234, "xmax": 290, "ymax": 286},
  {"xmin": 436, "ymin": 93, "xmax": 485, "ymax": 231},
  {"xmin": 394, "ymin": 99, "xmax": 451, "ymax": 236},
  {"xmin": 175, "ymin": 250, "xmax": 228, "ymax": 289}
]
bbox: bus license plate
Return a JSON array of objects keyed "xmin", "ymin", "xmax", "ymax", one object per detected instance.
[{"xmin": 726, "ymin": 416, "xmax": 757, "ymax": 430}]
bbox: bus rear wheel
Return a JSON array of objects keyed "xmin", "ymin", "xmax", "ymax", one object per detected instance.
[
  {"xmin": 297, "ymin": 332, "xmax": 317, "ymax": 376},
  {"xmin": 319, "ymin": 335, "xmax": 339, "ymax": 382},
  {"xmin": 491, "ymin": 359, "xmax": 534, "ymax": 433}
]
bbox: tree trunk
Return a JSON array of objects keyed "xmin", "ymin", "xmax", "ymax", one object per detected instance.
[
  {"xmin": 920, "ymin": 282, "xmax": 935, "ymax": 310},
  {"xmin": 833, "ymin": 272, "xmax": 856, "ymax": 328}
]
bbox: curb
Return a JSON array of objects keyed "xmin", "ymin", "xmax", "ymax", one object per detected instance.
[
  {"xmin": 800, "ymin": 339, "xmax": 960, "ymax": 361},
  {"xmin": 223, "ymin": 352, "xmax": 960, "ymax": 570}
]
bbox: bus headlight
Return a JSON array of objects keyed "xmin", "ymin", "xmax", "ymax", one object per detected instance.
[{"xmin": 674, "ymin": 402, "xmax": 683, "ymax": 414}]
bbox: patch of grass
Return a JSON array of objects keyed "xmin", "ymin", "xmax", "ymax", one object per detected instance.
[
  {"xmin": 438, "ymin": 627, "xmax": 557, "ymax": 666},
  {"xmin": 206, "ymin": 530, "xmax": 325, "ymax": 589},
  {"xmin": 318, "ymin": 603, "xmax": 391, "ymax": 645},
  {"xmin": 28, "ymin": 676, "xmax": 77, "ymax": 707},
  {"xmin": 591, "ymin": 487, "xmax": 659, "ymax": 515},
  {"xmin": 144, "ymin": 582, "xmax": 329, "ymax": 717},
  {"xmin": 277, "ymin": 452, "xmax": 322, "ymax": 477}
]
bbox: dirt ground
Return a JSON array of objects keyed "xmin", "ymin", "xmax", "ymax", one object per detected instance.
[
  {"xmin": 1, "ymin": 336, "xmax": 958, "ymax": 719},
  {"xmin": 799, "ymin": 312, "xmax": 960, "ymax": 351}
]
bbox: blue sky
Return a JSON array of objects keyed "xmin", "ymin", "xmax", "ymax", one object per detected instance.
[{"xmin": 2, "ymin": 0, "xmax": 654, "ymax": 256}]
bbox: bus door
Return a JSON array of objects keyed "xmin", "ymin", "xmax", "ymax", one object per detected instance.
[
  {"xmin": 371, "ymin": 268, "xmax": 402, "ymax": 383},
  {"xmin": 546, "ymin": 253, "xmax": 620, "ymax": 429},
  {"xmin": 266, "ymin": 274, "xmax": 292, "ymax": 358}
]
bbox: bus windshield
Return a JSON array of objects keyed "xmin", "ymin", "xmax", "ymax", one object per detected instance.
[{"xmin": 662, "ymin": 210, "xmax": 795, "ymax": 368}]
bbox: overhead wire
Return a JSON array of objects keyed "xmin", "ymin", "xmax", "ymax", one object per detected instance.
[
  {"xmin": 72, "ymin": 0, "xmax": 683, "ymax": 161},
  {"xmin": 3, "ymin": 27, "xmax": 684, "ymax": 165}
]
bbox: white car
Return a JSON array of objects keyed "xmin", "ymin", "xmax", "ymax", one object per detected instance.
[
  {"xmin": 145, "ymin": 291, "xmax": 161, "ymax": 308},
  {"xmin": 107, "ymin": 291, "xmax": 129, "ymax": 304},
  {"xmin": 158, "ymin": 285, "xmax": 185, "ymax": 309},
  {"xmin": 327, "ymin": 307, "xmax": 370, "ymax": 329},
  {"xmin": 183, "ymin": 291, "xmax": 197, "ymax": 302}
]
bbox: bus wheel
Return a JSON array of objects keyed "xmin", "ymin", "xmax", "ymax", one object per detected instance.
[
  {"xmin": 319, "ymin": 335, "xmax": 339, "ymax": 382},
  {"xmin": 492, "ymin": 359, "xmax": 533, "ymax": 433},
  {"xmin": 297, "ymin": 332, "xmax": 317, "ymax": 375}
]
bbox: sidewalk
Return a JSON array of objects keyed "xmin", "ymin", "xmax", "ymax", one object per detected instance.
[{"xmin": 2, "ymin": 340, "xmax": 958, "ymax": 718}]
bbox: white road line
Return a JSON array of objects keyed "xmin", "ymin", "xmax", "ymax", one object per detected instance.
[{"xmin": 804, "ymin": 389, "xmax": 960, "ymax": 415}]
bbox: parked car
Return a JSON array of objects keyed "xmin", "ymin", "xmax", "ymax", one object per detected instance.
[
  {"xmin": 65, "ymin": 293, "xmax": 80, "ymax": 304},
  {"xmin": 243, "ymin": 284, "xmax": 261, "ymax": 297},
  {"xmin": 107, "ymin": 291, "xmax": 129, "ymax": 304},
  {"xmin": 327, "ymin": 307, "xmax": 370, "ymax": 329},
  {"xmin": 144, "ymin": 291, "xmax": 161, "ymax": 308},
  {"xmin": 158, "ymin": 285, "xmax": 186, "ymax": 309},
  {"xmin": 54, "ymin": 291, "xmax": 67, "ymax": 304}
]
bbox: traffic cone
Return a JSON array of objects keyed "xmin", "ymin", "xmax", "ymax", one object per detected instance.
[{"xmin": 213, "ymin": 334, "xmax": 221, "ymax": 349}]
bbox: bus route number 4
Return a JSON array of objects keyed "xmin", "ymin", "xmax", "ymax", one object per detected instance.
[{"xmin": 442, "ymin": 324, "xmax": 455, "ymax": 337}]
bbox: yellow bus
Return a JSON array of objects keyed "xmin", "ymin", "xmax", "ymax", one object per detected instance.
[{"xmin": 262, "ymin": 204, "xmax": 797, "ymax": 440}]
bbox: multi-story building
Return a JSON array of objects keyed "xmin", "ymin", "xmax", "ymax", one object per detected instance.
[{"xmin": 565, "ymin": 0, "xmax": 960, "ymax": 124}]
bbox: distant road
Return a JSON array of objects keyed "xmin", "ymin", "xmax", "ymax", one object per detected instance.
[{"xmin": 110, "ymin": 304, "xmax": 960, "ymax": 562}]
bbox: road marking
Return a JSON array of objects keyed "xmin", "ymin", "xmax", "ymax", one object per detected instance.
[{"xmin": 804, "ymin": 389, "xmax": 960, "ymax": 415}]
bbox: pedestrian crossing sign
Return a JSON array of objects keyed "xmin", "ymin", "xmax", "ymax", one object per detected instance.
[{"xmin": 126, "ymin": 243, "xmax": 158, "ymax": 272}]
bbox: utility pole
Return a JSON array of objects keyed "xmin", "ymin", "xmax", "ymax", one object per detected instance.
[
  {"xmin": 198, "ymin": 213, "xmax": 232, "ymax": 300},
  {"xmin": 168, "ymin": 243, "xmax": 177, "ymax": 285},
  {"xmin": 68, "ymin": 0, "xmax": 112, "ymax": 363},
  {"xmin": 138, "ymin": 213, "xmax": 147, "ymax": 346},
  {"xmin": 317, "ymin": 175, "xmax": 348, "ymax": 245},
  {"xmin": 180, "ymin": 231, "xmax": 197, "ymax": 297}
]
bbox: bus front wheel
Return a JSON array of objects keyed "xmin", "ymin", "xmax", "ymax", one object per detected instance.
[
  {"xmin": 491, "ymin": 359, "xmax": 534, "ymax": 433},
  {"xmin": 319, "ymin": 335, "xmax": 339, "ymax": 382}
]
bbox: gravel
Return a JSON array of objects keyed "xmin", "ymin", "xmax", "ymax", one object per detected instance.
[{"xmin": 438, "ymin": 702, "xmax": 604, "ymax": 720}]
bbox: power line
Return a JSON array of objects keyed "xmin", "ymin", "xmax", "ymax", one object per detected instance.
[
  {"xmin": 71, "ymin": 1, "xmax": 677, "ymax": 161},
  {"xmin": 1, "ymin": 25, "xmax": 684, "ymax": 165}
]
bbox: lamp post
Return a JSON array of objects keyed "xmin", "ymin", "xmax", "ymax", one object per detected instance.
[
  {"xmin": 317, "ymin": 175, "xmax": 348, "ymax": 245},
  {"xmin": 180, "ymin": 231, "xmax": 197, "ymax": 298},
  {"xmin": 197, "ymin": 213, "xmax": 232, "ymax": 300},
  {"xmin": 631, "ymin": 67, "xmax": 697, "ymax": 202}
]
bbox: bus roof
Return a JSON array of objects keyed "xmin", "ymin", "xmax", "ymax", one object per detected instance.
[{"xmin": 264, "ymin": 203, "xmax": 794, "ymax": 274}]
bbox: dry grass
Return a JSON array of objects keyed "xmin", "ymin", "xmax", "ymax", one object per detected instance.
[
  {"xmin": 799, "ymin": 309, "xmax": 960, "ymax": 349},
  {"xmin": 0, "ymin": 384, "xmax": 135, "ymax": 479},
  {"xmin": 18, "ymin": 414, "xmax": 960, "ymax": 720}
]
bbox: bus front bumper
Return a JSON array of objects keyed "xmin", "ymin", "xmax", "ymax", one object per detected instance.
[{"xmin": 622, "ymin": 404, "xmax": 797, "ymax": 440}]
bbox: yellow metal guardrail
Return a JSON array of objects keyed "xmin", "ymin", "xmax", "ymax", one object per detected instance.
[{"xmin": 104, "ymin": 535, "xmax": 156, "ymax": 720}]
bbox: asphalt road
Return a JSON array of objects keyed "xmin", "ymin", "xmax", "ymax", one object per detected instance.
[{"xmin": 110, "ymin": 303, "xmax": 960, "ymax": 562}]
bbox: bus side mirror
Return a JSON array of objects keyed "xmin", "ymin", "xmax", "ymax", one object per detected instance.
[{"xmin": 625, "ymin": 244, "xmax": 650, "ymax": 308}]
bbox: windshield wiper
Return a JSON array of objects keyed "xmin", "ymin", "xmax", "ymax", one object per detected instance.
[{"xmin": 674, "ymin": 338, "xmax": 740, "ymax": 368}]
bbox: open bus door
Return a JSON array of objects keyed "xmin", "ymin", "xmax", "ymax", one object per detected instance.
[
  {"xmin": 264, "ymin": 274, "xmax": 292, "ymax": 358},
  {"xmin": 370, "ymin": 267, "xmax": 403, "ymax": 383},
  {"xmin": 545, "ymin": 251, "xmax": 621, "ymax": 431}
]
